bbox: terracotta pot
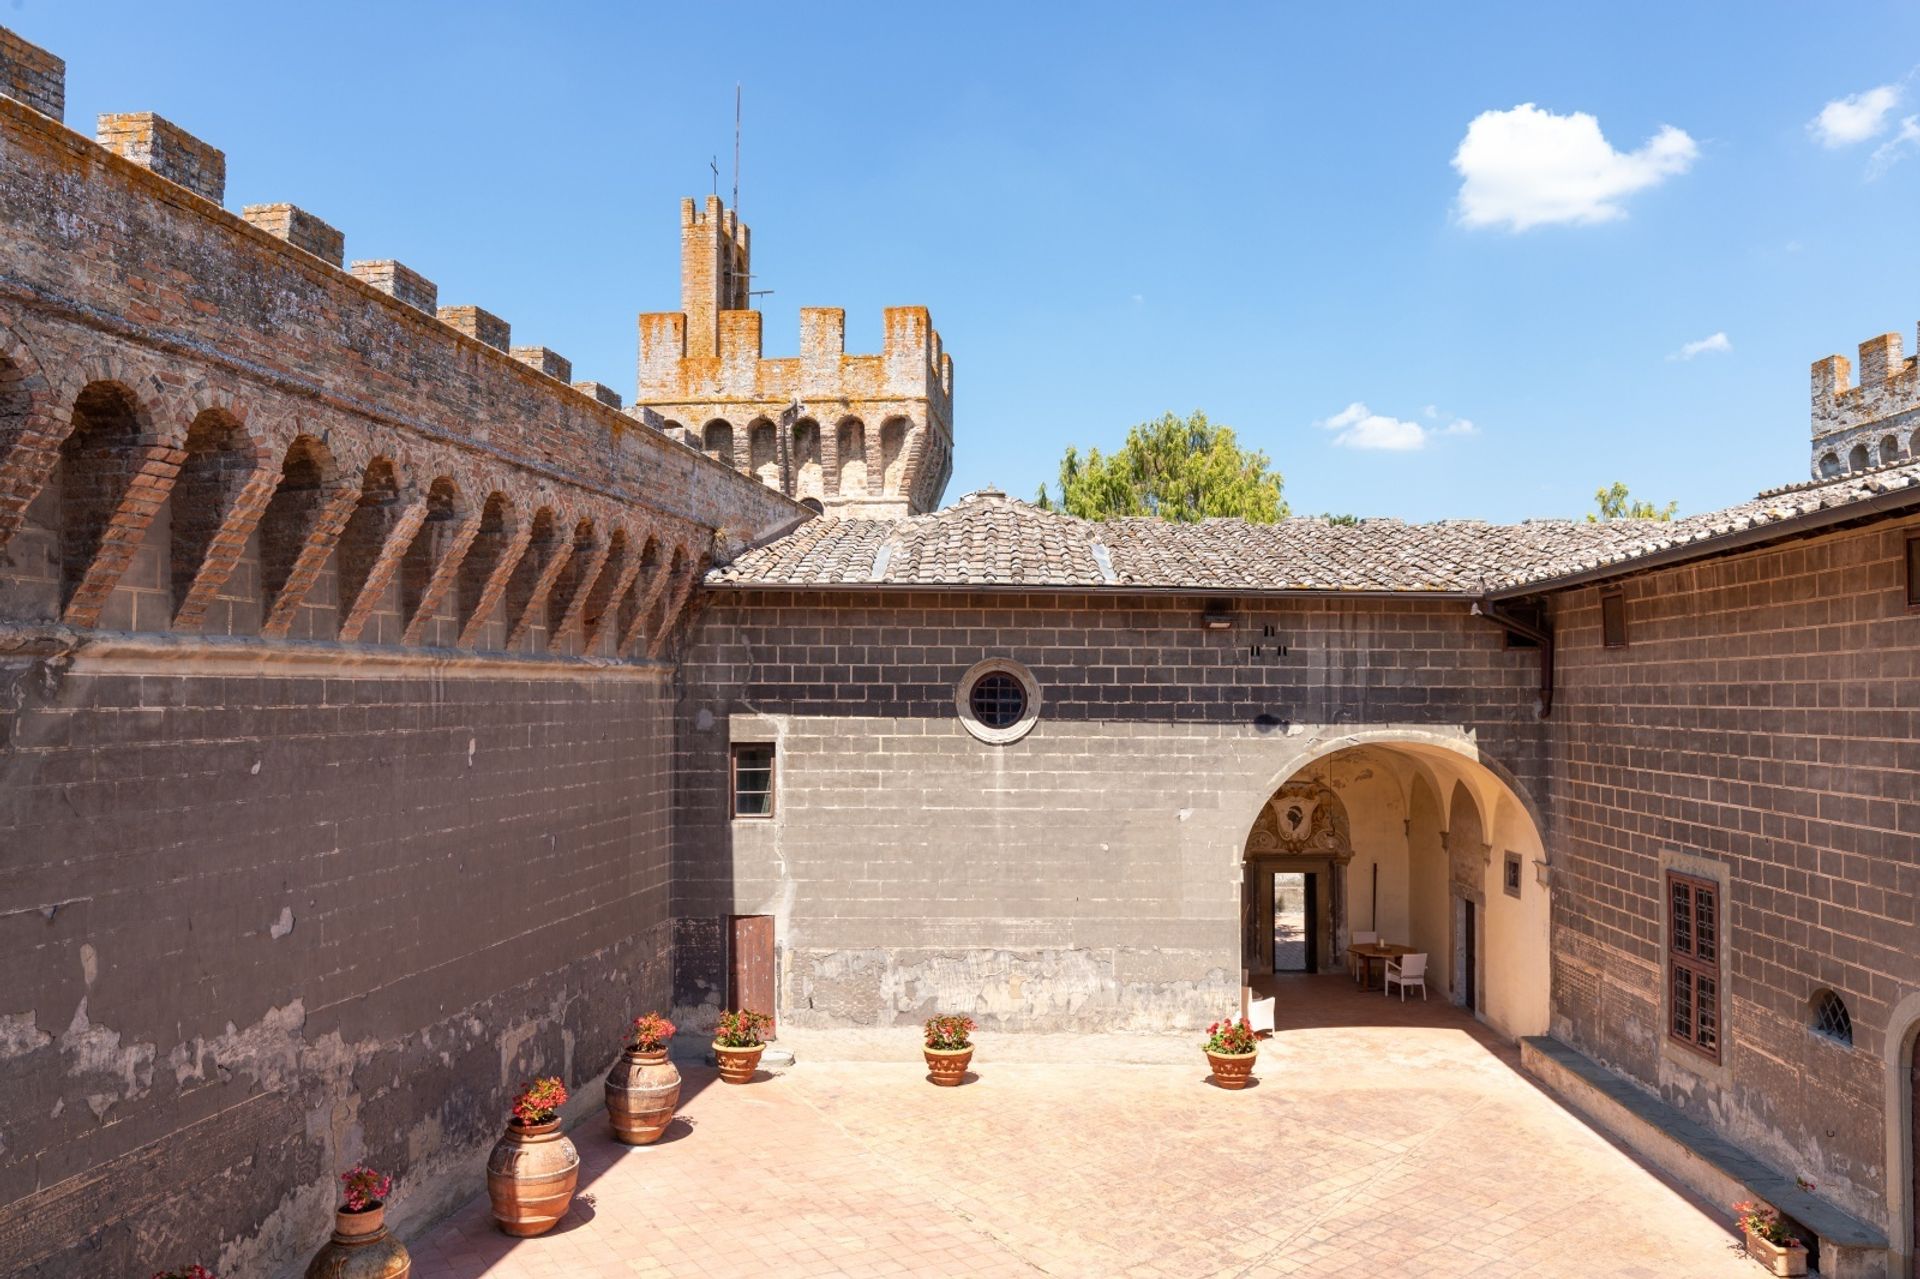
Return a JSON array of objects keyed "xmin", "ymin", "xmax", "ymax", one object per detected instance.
[
  {"xmin": 607, "ymin": 1047, "xmax": 681, "ymax": 1144},
  {"xmin": 1743, "ymin": 1229, "xmax": 1807, "ymax": 1277},
  {"xmin": 713, "ymin": 1041, "xmax": 765, "ymax": 1084},
  {"xmin": 1205, "ymin": 1048, "xmax": 1258, "ymax": 1090},
  {"xmin": 302, "ymin": 1203, "xmax": 411, "ymax": 1278},
  {"xmin": 485, "ymin": 1118, "xmax": 579, "ymax": 1237},
  {"xmin": 923, "ymin": 1044, "xmax": 973, "ymax": 1086}
]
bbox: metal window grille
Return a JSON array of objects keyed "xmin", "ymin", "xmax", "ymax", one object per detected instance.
[
  {"xmin": 1813, "ymin": 990, "xmax": 1854, "ymax": 1046},
  {"xmin": 1667, "ymin": 872, "xmax": 1720, "ymax": 1060},
  {"xmin": 968, "ymin": 673, "xmax": 1027, "ymax": 730}
]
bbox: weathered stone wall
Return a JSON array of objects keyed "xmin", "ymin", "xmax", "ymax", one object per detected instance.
[
  {"xmin": 675, "ymin": 587, "xmax": 1551, "ymax": 1031},
  {"xmin": 0, "ymin": 655, "xmax": 675, "ymax": 1277},
  {"xmin": 0, "ymin": 28, "xmax": 801, "ymax": 1278},
  {"xmin": 1546, "ymin": 516, "xmax": 1920, "ymax": 1229},
  {"xmin": 1811, "ymin": 327, "xmax": 1920, "ymax": 477}
]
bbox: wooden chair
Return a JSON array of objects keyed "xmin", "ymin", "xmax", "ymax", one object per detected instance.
[
  {"xmin": 1384, "ymin": 952, "xmax": 1428, "ymax": 1001},
  {"xmin": 1350, "ymin": 930, "xmax": 1379, "ymax": 983}
]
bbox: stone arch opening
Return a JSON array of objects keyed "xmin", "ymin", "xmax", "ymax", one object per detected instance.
[
  {"xmin": 748, "ymin": 417, "xmax": 778, "ymax": 488},
  {"xmin": 334, "ymin": 457, "xmax": 402, "ymax": 621},
  {"xmin": 1884, "ymin": 434, "xmax": 1905, "ymax": 465},
  {"xmin": 1240, "ymin": 739, "xmax": 1551, "ymax": 1038},
  {"xmin": 615, "ymin": 534, "xmax": 661, "ymax": 653},
  {"xmin": 702, "ymin": 419, "xmax": 733, "ymax": 467},
  {"xmin": 1851, "ymin": 441, "xmax": 1871, "ymax": 471},
  {"xmin": 650, "ymin": 545, "xmax": 690, "ymax": 638},
  {"xmin": 837, "ymin": 417, "xmax": 866, "ymax": 496},
  {"xmin": 398, "ymin": 475, "xmax": 462, "ymax": 632},
  {"xmin": 455, "ymin": 490, "xmax": 514, "ymax": 641},
  {"xmin": 879, "ymin": 416, "xmax": 910, "ymax": 494},
  {"xmin": 793, "ymin": 418, "xmax": 822, "ymax": 500},
  {"xmin": 503, "ymin": 505, "xmax": 561, "ymax": 644},
  {"xmin": 257, "ymin": 434, "xmax": 338, "ymax": 628},
  {"xmin": 579, "ymin": 525, "xmax": 629, "ymax": 651},
  {"xmin": 167, "ymin": 408, "xmax": 255, "ymax": 619},
  {"xmin": 57, "ymin": 381, "xmax": 146, "ymax": 609},
  {"xmin": 1819, "ymin": 450, "xmax": 1842, "ymax": 478},
  {"xmin": 544, "ymin": 517, "xmax": 598, "ymax": 645}
]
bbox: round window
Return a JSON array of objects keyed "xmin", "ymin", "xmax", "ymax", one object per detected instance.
[{"xmin": 955, "ymin": 659, "xmax": 1041, "ymax": 745}]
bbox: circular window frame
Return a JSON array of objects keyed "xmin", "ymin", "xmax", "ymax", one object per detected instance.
[{"xmin": 955, "ymin": 658, "xmax": 1041, "ymax": 745}]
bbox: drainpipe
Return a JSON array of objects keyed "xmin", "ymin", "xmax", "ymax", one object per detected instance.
[{"xmin": 1471, "ymin": 598, "xmax": 1553, "ymax": 718}]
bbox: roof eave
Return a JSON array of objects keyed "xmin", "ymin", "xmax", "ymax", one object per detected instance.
[{"xmin": 700, "ymin": 579, "xmax": 1475, "ymax": 601}]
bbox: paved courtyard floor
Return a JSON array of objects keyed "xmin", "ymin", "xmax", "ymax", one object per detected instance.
[{"xmin": 412, "ymin": 976, "xmax": 1757, "ymax": 1278}]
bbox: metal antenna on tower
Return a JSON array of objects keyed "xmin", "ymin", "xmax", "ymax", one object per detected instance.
[{"xmin": 732, "ymin": 83, "xmax": 741, "ymax": 215}]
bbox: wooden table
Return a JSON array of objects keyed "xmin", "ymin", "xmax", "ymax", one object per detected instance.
[{"xmin": 1348, "ymin": 942, "xmax": 1414, "ymax": 991}]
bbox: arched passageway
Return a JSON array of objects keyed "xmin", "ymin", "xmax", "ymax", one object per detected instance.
[{"xmin": 1239, "ymin": 741, "xmax": 1551, "ymax": 1039}]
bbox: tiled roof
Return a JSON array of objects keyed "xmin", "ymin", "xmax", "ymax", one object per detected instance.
[{"xmin": 710, "ymin": 462, "xmax": 1920, "ymax": 595}]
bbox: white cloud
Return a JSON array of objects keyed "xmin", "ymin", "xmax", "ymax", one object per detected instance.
[
  {"xmin": 1810, "ymin": 84, "xmax": 1901, "ymax": 147},
  {"xmin": 1669, "ymin": 331, "xmax": 1731, "ymax": 361},
  {"xmin": 1452, "ymin": 104, "xmax": 1698, "ymax": 231},
  {"xmin": 1870, "ymin": 115, "xmax": 1920, "ymax": 176},
  {"xmin": 1317, "ymin": 402, "xmax": 1476, "ymax": 451}
]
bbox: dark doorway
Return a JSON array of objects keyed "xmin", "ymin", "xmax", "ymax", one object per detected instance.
[
  {"xmin": 1462, "ymin": 900, "xmax": 1477, "ymax": 1012},
  {"xmin": 727, "ymin": 914, "xmax": 776, "ymax": 1036},
  {"xmin": 1273, "ymin": 872, "xmax": 1317, "ymax": 973}
]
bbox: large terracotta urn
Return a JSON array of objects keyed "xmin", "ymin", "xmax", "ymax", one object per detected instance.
[
  {"xmin": 606, "ymin": 1047, "xmax": 681, "ymax": 1144},
  {"xmin": 485, "ymin": 1119, "xmax": 579, "ymax": 1236},
  {"xmin": 303, "ymin": 1204, "xmax": 411, "ymax": 1278}
]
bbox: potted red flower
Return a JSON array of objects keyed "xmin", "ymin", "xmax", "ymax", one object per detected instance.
[
  {"xmin": 302, "ymin": 1163, "xmax": 410, "ymax": 1276},
  {"xmin": 485, "ymin": 1076, "xmax": 579, "ymax": 1237},
  {"xmin": 712, "ymin": 1009, "xmax": 773, "ymax": 1084},
  {"xmin": 607, "ymin": 1012, "xmax": 681, "ymax": 1144},
  {"xmin": 923, "ymin": 1014, "xmax": 976, "ymax": 1086},
  {"xmin": 1202, "ymin": 1016, "xmax": 1259, "ymax": 1089},
  {"xmin": 1733, "ymin": 1201, "xmax": 1807, "ymax": 1276}
]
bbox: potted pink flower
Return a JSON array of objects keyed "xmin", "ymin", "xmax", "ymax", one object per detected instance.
[
  {"xmin": 302, "ymin": 1163, "xmax": 410, "ymax": 1274},
  {"xmin": 1733, "ymin": 1201, "xmax": 1806, "ymax": 1276},
  {"xmin": 607, "ymin": 1012, "xmax": 681, "ymax": 1144},
  {"xmin": 485, "ymin": 1077, "xmax": 580, "ymax": 1237},
  {"xmin": 923, "ymin": 1014, "xmax": 976, "ymax": 1086},
  {"xmin": 1202, "ymin": 1016, "xmax": 1259, "ymax": 1089},
  {"xmin": 712, "ymin": 1009, "xmax": 773, "ymax": 1084}
]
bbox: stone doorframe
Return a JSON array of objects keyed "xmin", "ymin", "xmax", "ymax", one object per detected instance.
[
  {"xmin": 1245, "ymin": 854, "xmax": 1343, "ymax": 975},
  {"xmin": 1881, "ymin": 990, "xmax": 1920, "ymax": 1277}
]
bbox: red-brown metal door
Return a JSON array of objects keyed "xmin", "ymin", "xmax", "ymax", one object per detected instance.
[{"xmin": 728, "ymin": 915, "xmax": 776, "ymax": 1036}]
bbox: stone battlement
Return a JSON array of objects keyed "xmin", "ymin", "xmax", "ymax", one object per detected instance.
[{"xmin": 1811, "ymin": 326, "xmax": 1920, "ymax": 477}]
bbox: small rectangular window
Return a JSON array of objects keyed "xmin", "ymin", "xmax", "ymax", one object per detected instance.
[
  {"xmin": 731, "ymin": 743, "xmax": 774, "ymax": 818},
  {"xmin": 1906, "ymin": 533, "xmax": 1920, "ymax": 608},
  {"xmin": 1501, "ymin": 601, "xmax": 1544, "ymax": 650},
  {"xmin": 1601, "ymin": 592, "xmax": 1628, "ymax": 648},
  {"xmin": 1503, "ymin": 851, "xmax": 1523, "ymax": 899},
  {"xmin": 1666, "ymin": 871, "xmax": 1721, "ymax": 1061}
]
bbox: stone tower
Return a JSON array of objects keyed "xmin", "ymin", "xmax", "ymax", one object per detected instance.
[
  {"xmin": 1810, "ymin": 325, "xmax": 1920, "ymax": 477},
  {"xmin": 631, "ymin": 196, "xmax": 954, "ymax": 518}
]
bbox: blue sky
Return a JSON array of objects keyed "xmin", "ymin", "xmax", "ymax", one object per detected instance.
[{"xmin": 19, "ymin": 1, "xmax": 1920, "ymax": 521}]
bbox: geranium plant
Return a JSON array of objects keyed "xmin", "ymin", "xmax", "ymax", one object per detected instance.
[
  {"xmin": 151, "ymin": 1268, "xmax": 216, "ymax": 1279},
  {"xmin": 1733, "ymin": 1200, "xmax": 1799, "ymax": 1248},
  {"xmin": 1203, "ymin": 1017, "xmax": 1258, "ymax": 1055},
  {"xmin": 511, "ymin": 1076, "xmax": 568, "ymax": 1125},
  {"xmin": 924, "ymin": 1014, "xmax": 975, "ymax": 1051},
  {"xmin": 629, "ymin": 1012, "xmax": 676, "ymax": 1052},
  {"xmin": 340, "ymin": 1163, "xmax": 391, "ymax": 1212},
  {"xmin": 713, "ymin": 1008, "xmax": 773, "ymax": 1048}
]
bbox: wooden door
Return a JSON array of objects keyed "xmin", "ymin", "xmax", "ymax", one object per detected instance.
[{"xmin": 728, "ymin": 915, "xmax": 776, "ymax": 1036}]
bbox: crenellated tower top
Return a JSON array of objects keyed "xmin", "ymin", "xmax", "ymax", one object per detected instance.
[
  {"xmin": 1811, "ymin": 326, "xmax": 1920, "ymax": 477},
  {"xmin": 630, "ymin": 196, "xmax": 954, "ymax": 518}
]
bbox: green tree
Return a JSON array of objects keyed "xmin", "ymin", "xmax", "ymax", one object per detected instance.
[
  {"xmin": 1586, "ymin": 481, "xmax": 1677, "ymax": 523},
  {"xmin": 1034, "ymin": 411, "xmax": 1287, "ymax": 523}
]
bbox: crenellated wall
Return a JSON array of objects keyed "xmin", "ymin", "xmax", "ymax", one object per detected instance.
[{"xmin": 0, "ymin": 27, "xmax": 800, "ymax": 1279}]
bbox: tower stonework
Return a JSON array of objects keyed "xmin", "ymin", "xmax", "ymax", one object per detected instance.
[
  {"xmin": 632, "ymin": 195, "xmax": 954, "ymax": 517},
  {"xmin": 1810, "ymin": 325, "xmax": 1920, "ymax": 476}
]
